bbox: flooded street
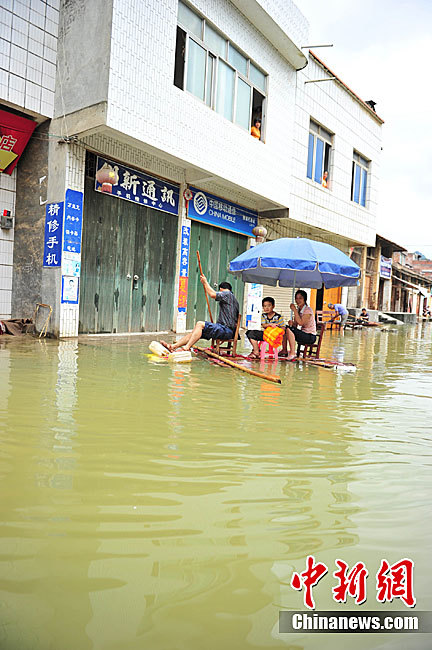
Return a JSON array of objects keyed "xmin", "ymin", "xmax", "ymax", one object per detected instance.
[{"xmin": 0, "ymin": 325, "xmax": 431, "ymax": 650}]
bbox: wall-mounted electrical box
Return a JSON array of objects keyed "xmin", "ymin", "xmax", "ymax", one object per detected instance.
[{"xmin": 1, "ymin": 210, "xmax": 13, "ymax": 229}]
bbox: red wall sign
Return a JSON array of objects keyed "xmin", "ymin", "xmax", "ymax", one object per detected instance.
[{"xmin": 0, "ymin": 109, "xmax": 37, "ymax": 175}]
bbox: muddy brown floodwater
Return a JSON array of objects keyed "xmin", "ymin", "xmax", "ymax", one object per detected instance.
[{"xmin": 0, "ymin": 324, "xmax": 431, "ymax": 650}]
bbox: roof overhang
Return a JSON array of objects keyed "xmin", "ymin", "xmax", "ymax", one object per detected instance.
[
  {"xmin": 394, "ymin": 277, "xmax": 431, "ymax": 295},
  {"xmin": 377, "ymin": 234, "xmax": 406, "ymax": 255},
  {"xmin": 230, "ymin": 0, "xmax": 307, "ymax": 70},
  {"xmin": 309, "ymin": 51, "xmax": 384, "ymax": 124}
]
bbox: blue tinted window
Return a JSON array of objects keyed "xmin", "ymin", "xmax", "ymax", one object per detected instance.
[
  {"xmin": 307, "ymin": 133, "xmax": 314, "ymax": 179},
  {"xmin": 353, "ymin": 164, "xmax": 361, "ymax": 203},
  {"xmin": 314, "ymin": 138, "xmax": 324, "ymax": 183},
  {"xmin": 361, "ymin": 168, "xmax": 367, "ymax": 206}
]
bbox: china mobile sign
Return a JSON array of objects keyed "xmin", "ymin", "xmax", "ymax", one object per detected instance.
[
  {"xmin": 187, "ymin": 187, "xmax": 257, "ymax": 237},
  {"xmin": 0, "ymin": 109, "xmax": 36, "ymax": 175},
  {"xmin": 95, "ymin": 157, "xmax": 179, "ymax": 216}
]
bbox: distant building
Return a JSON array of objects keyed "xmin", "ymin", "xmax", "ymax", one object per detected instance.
[
  {"xmin": 405, "ymin": 252, "xmax": 432, "ymax": 281},
  {"xmin": 392, "ymin": 252, "xmax": 432, "ymax": 316},
  {"xmin": 347, "ymin": 237, "xmax": 432, "ymax": 320},
  {"xmin": 347, "ymin": 235, "xmax": 405, "ymax": 314}
]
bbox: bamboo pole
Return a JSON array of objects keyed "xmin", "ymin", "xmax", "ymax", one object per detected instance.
[
  {"xmin": 196, "ymin": 347, "xmax": 282, "ymax": 384},
  {"xmin": 196, "ymin": 251, "xmax": 214, "ymax": 323}
]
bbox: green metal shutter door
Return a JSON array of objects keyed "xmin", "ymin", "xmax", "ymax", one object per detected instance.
[
  {"xmin": 80, "ymin": 177, "xmax": 178, "ymax": 333},
  {"xmin": 186, "ymin": 221, "xmax": 247, "ymax": 329}
]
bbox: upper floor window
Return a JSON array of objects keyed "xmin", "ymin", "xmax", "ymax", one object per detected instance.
[
  {"xmin": 306, "ymin": 120, "xmax": 333, "ymax": 188},
  {"xmin": 174, "ymin": 1, "xmax": 267, "ymax": 140},
  {"xmin": 351, "ymin": 151, "xmax": 369, "ymax": 207}
]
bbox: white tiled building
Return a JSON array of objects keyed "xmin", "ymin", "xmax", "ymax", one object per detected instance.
[
  {"xmin": 0, "ymin": 0, "xmax": 58, "ymax": 318},
  {"xmin": 291, "ymin": 51, "xmax": 383, "ymax": 247},
  {"xmin": 6, "ymin": 0, "xmax": 383, "ymax": 335}
]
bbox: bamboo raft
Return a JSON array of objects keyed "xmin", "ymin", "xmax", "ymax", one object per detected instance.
[
  {"xmin": 234, "ymin": 353, "xmax": 356, "ymax": 371},
  {"xmin": 194, "ymin": 347, "xmax": 282, "ymax": 383}
]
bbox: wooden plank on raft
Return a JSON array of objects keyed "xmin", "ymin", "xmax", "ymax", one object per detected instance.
[
  {"xmin": 195, "ymin": 347, "xmax": 282, "ymax": 384},
  {"xmin": 235, "ymin": 352, "xmax": 356, "ymax": 370}
]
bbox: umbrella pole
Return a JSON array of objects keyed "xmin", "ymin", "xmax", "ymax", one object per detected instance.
[{"xmin": 292, "ymin": 270, "xmax": 297, "ymax": 315}]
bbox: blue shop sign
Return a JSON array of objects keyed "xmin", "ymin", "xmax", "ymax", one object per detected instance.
[
  {"xmin": 380, "ymin": 256, "xmax": 392, "ymax": 279},
  {"xmin": 187, "ymin": 187, "xmax": 257, "ymax": 237},
  {"xmin": 63, "ymin": 189, "xmax": 83, "ymax": 255},
  {"xmin": 43, "ymin": 201, "xmax": 64, "ymax": 267},
  {"xmin": 95, "ymin": 156, "xmax": 179, "ymax": 216}
]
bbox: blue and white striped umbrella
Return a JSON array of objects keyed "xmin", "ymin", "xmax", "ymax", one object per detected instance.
[{"xmin": 229, "ymin": 238, "xmax": 360, "ymax": 288}]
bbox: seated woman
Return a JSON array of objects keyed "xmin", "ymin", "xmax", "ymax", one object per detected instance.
[
  {"xmin": 279, "ymin": 290, "xmax": 316, "ymax": 360},
  {"xmin": 246, "ymin": 296, "xmax": 284, "ymax": 359}
]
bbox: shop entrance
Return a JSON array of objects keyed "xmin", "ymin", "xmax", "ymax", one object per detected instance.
[
  {"xmin": 309, "ymin": 286, "xmax": 341, "ymax": 312},
  {"xmin": 186, "ymin": 221, "xmax": 247, "ymax": 329},
  {"xmin": 79, "ymin": 176, "xmax": 178, "ymax": 333}
]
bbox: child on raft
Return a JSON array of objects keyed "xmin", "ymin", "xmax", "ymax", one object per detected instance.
[
  {"xmin": 246, "ymin": 297, "xmax": 285, "ymax": 359},
  {"xmin": 279, "ymin": 290, "xmax": 316, "ymax": 361}
]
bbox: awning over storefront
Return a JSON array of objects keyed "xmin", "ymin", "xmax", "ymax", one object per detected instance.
[{"xmin": 394, "ymin": 276, "xmax": 431, "ymax": 296}]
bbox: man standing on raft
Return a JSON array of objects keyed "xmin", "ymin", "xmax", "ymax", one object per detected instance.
[{"xmin": 161, "ymin": 275, "xmax": 239, "ymax": 352}]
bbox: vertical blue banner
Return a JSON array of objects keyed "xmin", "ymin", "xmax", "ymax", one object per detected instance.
[
  {"xmin": 43, "ymin": 201, "xmax": 64, "ymax": 267},
  {"xmin": 178, "ymin": 224, "xmax": 191, "ymax": 313},
  {"xmin": 63, "ymin": 189, "xmax": 84, "ymax": 256}
]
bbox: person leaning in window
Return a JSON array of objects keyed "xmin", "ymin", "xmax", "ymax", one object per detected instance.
[
  {"xmin": 246, "ymin": 296, "xmax": 284, "ymax": 359},
  {"xmin": 251, "ymin": 119, "xmax": 261, "ymax": 139},
  {"xmin": 279, "ymin": 290, "xmax": 316, "ymax": 361},
  {"xmin": 322, "ymin": 171, "xmax": 329, "ymax": 188}
]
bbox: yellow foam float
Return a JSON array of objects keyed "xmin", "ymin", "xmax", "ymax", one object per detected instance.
[{"xmin": 148, "ymin": 341, "xmax": 192, "ymax": 363}]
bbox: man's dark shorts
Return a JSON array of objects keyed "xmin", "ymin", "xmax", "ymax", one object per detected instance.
[
  {"xmin": 287, "ymin": 325, "xmax": 316, "ymax": 345},
  {"xmin": 202, "ymin": 322, "xmax": 234, "ymax": 340},
  {"xmin": 246, "ymin": 329, "xmax": 264, "ymax": 342}
]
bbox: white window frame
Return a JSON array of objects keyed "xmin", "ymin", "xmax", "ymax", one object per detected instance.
[
  {"xmin": 307, "ymin": 120, "xmax": 333, "ymax": 187},
  {"xmin": 177, "ymin": 2, "xmax": 268, "ymax": 137},
  {"xmin": 351, "ymin": 150, "xmax": 369, "ymax": 207}
]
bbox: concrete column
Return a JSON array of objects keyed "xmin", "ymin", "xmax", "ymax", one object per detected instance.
[
  {"xmin": 382, "ymin": 278, "xmax": 391, "ymax": 311},
  {"xmin": 371, "ymin": 244, "xmax": 381, "ymax": 309},
  {"xmin": 360, "ymin": 246, "xmax": 367, "ymax": 306},
  {"xmin": 41, "ymin": 133, "xmax": 85, "ymax": 337},
  {"xmin": 13, "ymin": 121, "xmax": 49, "ymax": 320},
  {"xmin": 341, "ymin": 286, "xmax": 348, "ymax": 308},
  {"xmin": 173, "ymin": 182, "xmax": 190, "ymax": 334},
  {"xmin": 396, "ymin": 284, "xmax": 402, "ymax": 311}
]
